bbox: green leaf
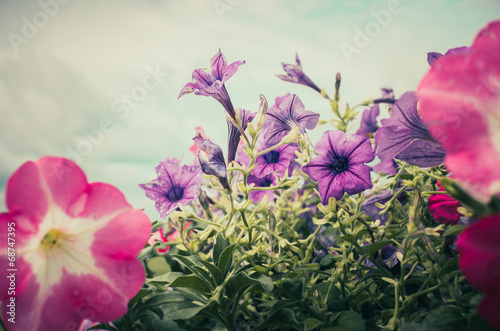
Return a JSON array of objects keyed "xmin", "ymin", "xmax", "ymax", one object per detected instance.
[
  {"xmin": 252, "ymin": 273, "xmax": 274, "ymax": 292},
  {"xmin": 169, "ymin": 274, "xmax": 212, "ymax": 294},
  {"xmin": 218, "ymin": 243, "xmax": 237, "ymax": 277},
  {"xmin": 162, "ymin": 301, "xmax": 206, "ymax": 320},
  {"xmin": 136, "ymin": 292, "xmax": 185, "ymax": 314},
  {"xmin": 137, "ymin": 242, "xmax": 160, "ymax": 261},
  {"xmin": 421, "ymin": 306, "xmax": 466, "ymax": 331},
  {"xmin": 439, "ymin": 257, "xmax": 458, "ymax": 278},
  {"xmin": 305, "ymin": 318, "xmax": 325, "ymax": 330},
  {"xmin": 213, "ymin": 233, "xmax": 230, "ymax": 266},
  {"xmin": 443, "ymin": 225, "xmax": 466, "ymax": 237},
  {"xmin": 400, "ymin": 174, "xmax": 415, "ymax": 180},
  {"xmin": 328, "ymin": 311, "xmax": 365, "ymax": 331},
  {"xmin": 342, "ymin": 234, "xmax": 356, "ymax": 243},
  {"xmin": 281, "ymin": 278, "xmax": 304, "ymax": 299},
  {"xmin": 255, "ymin": 308, "xmax": 306, "ymax": 331},
  {"xmin": 197, "ymin": 258, "xmax": 224, "ymax": 285}
]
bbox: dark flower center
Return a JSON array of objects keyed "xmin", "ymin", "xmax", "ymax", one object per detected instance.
[
  {"xmin": 165, "ymin": 185, "xmax": 184, "ymax": 202},
  {"xmin": 263, "ymin": 150, "xmax": 281, "ymax": 164},
  {"xmin": 330, "ymin": 159, "xmax": 348, "ymax": 173},
  {"xmin": 260, "ymin": 177, "xmax": 274, "ymax": 187}
]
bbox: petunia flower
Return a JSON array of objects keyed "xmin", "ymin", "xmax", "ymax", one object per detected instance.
[
  {"xmin": 263, "ymin": 94, "xmax": 320, "ymax": 145},
  {"xmin": 238, "ymin": 133, "xmax": 299, "ymax": 179},
  {"xmin": 193, "ymin": 133, "xmax": 230, "ymax": 190},
  {"xmin": 140, "ymin": 158, "xmax": 203, "ymax": 218},
  {"xmin": 356, "ymin": 104, "xmax": 380, "ymax": 137},
  {"xmin": 0, "ymin": 157, "xmax": 151, "ymax": 330},
  {"xmin": 227, "ymin": 108, "xmax": 255, "ymax": 163},
  {"xmin": 356, "ymin": 88, "xmax": 396, "ymax": 137},
  {"xmin": 148, "ymin": 222, "xmax": 190, "ymax": 253},
  {"xmin": 179, "ymin": 49, "xmax": 245, "ymax": 120},
  {"xmin": 374, "ymin": 91, "xmax": 446, "ymax": 168},
  {"xmin": 189, "ymin": 126, "xmax": 207, "ymax": 156},
  {"xmin": 428, "ymin": 181, "xmax": 462, "ymax": 225},
  {"xmin": 362, "ymin": 186, "xmax": 410, "ymax": 225},
  {"xmin": 372, "ymin": 159, "xmax": 398, "ymax": 176},
  {"xmin": 247, "ymin": 173, "xmax": 277, "ymax": 203},
  {"xmin": 373, "ymin": 87, "xmax": 396, "ymax": 104},
  {"xmin": 427, "ymin": 46, "xmax": 472, "ymax": 66},
  {"xmin": 418, "ymin": 21, "xmax": 500, "ymax": 203},
  {"xmin": 457, "ymin": 213, "xmax": 500, "ymax": 330},
  {"xmin": 303, "ymin": 130, "xmax": 375, "ymax": 204},
  {"xmin": 277, "ymin": 53, "xmax": 322, "ymax": 93}
]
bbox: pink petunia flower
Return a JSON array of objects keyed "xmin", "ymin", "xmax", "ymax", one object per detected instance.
[
  {"xmin": 418, "ymin": 20, "xmax": 500, "ymax": 203},
  {"xmin": 457, "ymin": 213, "xmax": 500, "ymax": 330},
  {"xmin": 148, "ymin": 222, "xmax": 190, "ymax": 254},
  {"xmin": 428, "ymin": 181, "xmax": 462, "ymax": 225},
  {"xmin": 0, "ymin": 157, "xmax": 151, "ymax": 331}
]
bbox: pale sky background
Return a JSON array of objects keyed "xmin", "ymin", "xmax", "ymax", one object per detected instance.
[{"xmin": 0, "ymin": 0, "xmax": 499, "ymax": 222}]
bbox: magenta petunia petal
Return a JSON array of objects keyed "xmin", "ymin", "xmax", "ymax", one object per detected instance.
[
  {"xmin": 418, "ymin": 21, "xmax": 500, "ymax": 202},
  {"xmin": 428, "ymin": 193, "xmax": 461, "ymax": 224}
]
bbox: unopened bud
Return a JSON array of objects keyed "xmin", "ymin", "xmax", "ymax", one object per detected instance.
[
  {"xmin": 255, "ymin": 94, "xmax": 268, "ymax": 130},
  {"xmin": 199, "ymin": 191, "xmax": 213, "ymax": 219}
]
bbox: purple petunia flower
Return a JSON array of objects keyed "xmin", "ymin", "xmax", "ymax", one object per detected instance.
[
  {"xmin": 277, "ymin": 53, "xmax": 322, "ymax": 93},
  {"xmin": 374, "ymin": 91, "xmax": 446, "ymax": 168},
  {"xmin": 371, "ymin": 159, "xmax": 398, "ymax": 176},
  {"xmin": 178, "ymin": 49, "xmax": 245, "ymax": 120},
  {"xmin": 303, "ymin": 130, "xmax": 375, "ymax": 204},
  {"xmin": 264, "ymin": 94, "xmax": 320, "ymax": 145},
  {"xmin": 427, "ymin": 46, "xmax": 472, "ymax": 66},
  {"xmin": 253, "ymin": 144, "xmax": 299, "ymax": 178},
  {"xmin": 356, "ymin": 87, "xmax": 396, "ymax": 137},
  {"xmin": 373, "ymin": 87, "xmax": 396, "ymax": 104},
  {"xmin": 227, "ymin": 108, "xmax": 255, "ymax": 163},
  {"xmin": 193, "ymin": 134, "xmax": 230, "ymax": 191},
  {"xmin": 140, "ymin": 158, "xmax": 203, "ymax": 218},
  {"xmin": 356, "ymin": 104, "xmax": 380, "ymax": 137},
  {"xmin": 247, "ymin": 173, "xmax": 277, "ymax": 203}
]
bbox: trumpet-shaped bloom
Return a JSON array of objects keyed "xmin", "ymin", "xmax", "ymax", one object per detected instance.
[
  {"xmin": 375, "ymin": 91, "xmax": 446, "ymax": 167},
  {"xmin": 427, "ymin": 46, "xmax": 471, "ymax": 66},
  {"xmin": 264, "ymin": 94, "xmax": 320, "ymax": 145},
  {"xmin": 356, "ymin": 87, "xmax": 396, "ymax": 137},
  {"xmin": 179, "ymin": 49, "xmax": 244, "ymax": 119},
  {"xmin": 140, "ymin": 158, "xmax": 203, "ymax": 218},
  {"xmin": 303, "ymin": 130, "xmax": 375, "ymax": 204},
  {"xmin": 277, "ymin": 53, "xmax": 322, "ymax": 92},
  {"xmin": 253, "ymin": 144, "xmax": 299, "ymax": 178},
  {"xmin": 356, "ymin": 104, "xmax": 380, "ymax": 137},
  {"xmin": 247, "ymin": 174, "xmax": 277, "ymax": 203},
  {"xmin": 227, "ymin": 108, "xmax": 255, "ymax": 163},
  {"xmin": 193, "ymin": 134, "xmax": 230, "ymax": 190},
  {"xmin": 428, "ymin": 181, "xmax": 462, "ymax": 225},
  {"xmin": 418, "ymin": 21, "xmax": 500, "ymax": 202},
  {"xmin": 189, "ymin": 127, "xmax": 207, "ymax": 156},
  {"xmin": 0, "ymin": 157, "xmax": 151, "ymax": 331},
  {"xmin": 148, "ymin": 222, "xmax": 190, "ymax": 253},
  {"xmin": 457, "ymin": 213, "xmax": 500, "ymax": 330}
]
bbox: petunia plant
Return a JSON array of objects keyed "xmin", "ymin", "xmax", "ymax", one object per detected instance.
[{"xmin": 2, "ymin": 20, "xmax": 500, "ymax": 331}]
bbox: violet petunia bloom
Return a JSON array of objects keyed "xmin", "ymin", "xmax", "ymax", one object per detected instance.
[
  {"xmin": 356, "ymin": 87, "xmax": 396, "ymax": 137},
  {"xmin": 0, "ymin": 157, "xmax": 151, "ymax": 330},
  {"xmin": 227, "ymin": 108, "xmax": 256, "ymax": 163},
  {"xmin": 193, "ymin": 133, "xmax": 230, "ymax": 190},
  {"xmin": 355, "ymin": 104, "xmax": 380, "ymax": 137},
  {"xmin": 140, "ymin": 158, "xmax": 203, "ymax": 218},
  {"xmin": 373, "ymin": 87, "xmax": 396, "ymax": 104},
  {"xmin": 253, "ymin": 144, "xmax": 299, "ymax": 178},
  {"xmin": 372, "ymin": 159, "xmax": 398, "ymax": 176},
  {"xmin": 303, "ymin": 130, "xmax": 375, "ymax": 204},
  {"xmin": 374, "ymin": 91, "xmax": 446, "ymax": 168},
  {"xmin": 264, "ymin": 94, "xmax": 320, "ymax": 145},
  {"xmin": 179, "ymin": 49, "xmax": 245, "ymax": 120},
  {"xmin": 418, "ymin": 21, "xmax": 500, "ymax": 203},
  {"xmin": 277, "ymin": 53, "xmax": 322, "ymax": 93},
  {"xmin": 247, "ymin": 173, "xmax": 277, "ymax": 203},
  {"xmin": 427, "ymin": 46, "xmax": 472, "ymax": 66}
]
